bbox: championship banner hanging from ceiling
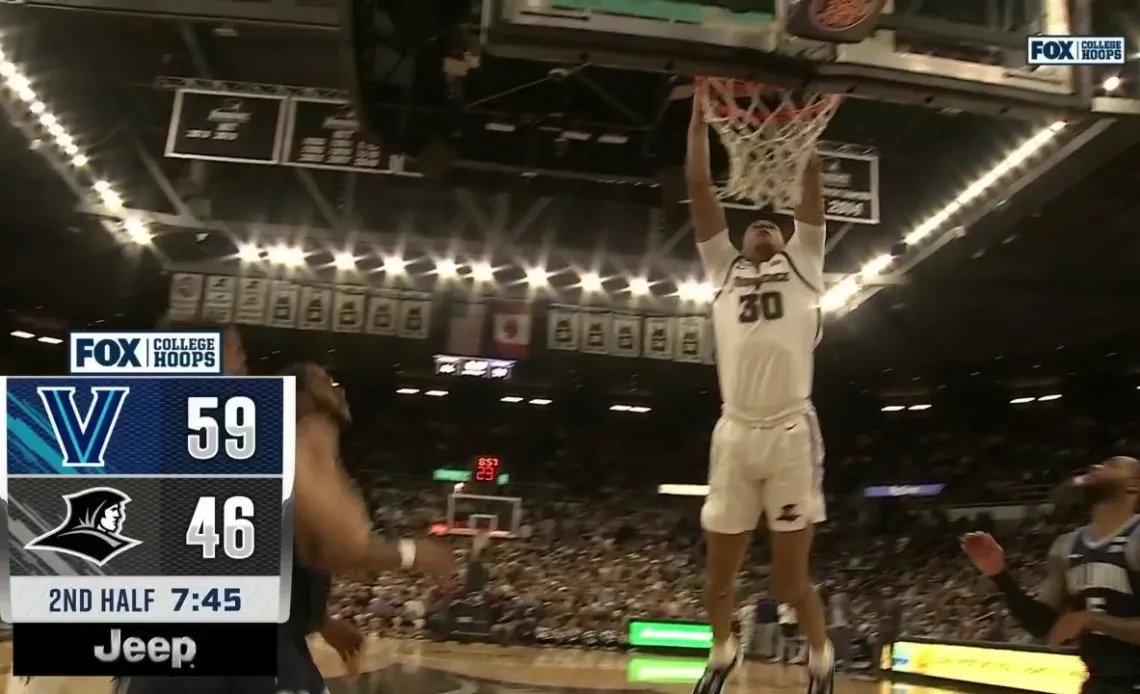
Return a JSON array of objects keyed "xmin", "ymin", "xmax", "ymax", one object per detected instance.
[
  {"xmin": 168, "ymin": 273, "xmax": 715, "ymax": 367},
  {"xmin": 282, "ymin": 98, "xmax": 387, "ymax": 173},
  {"xmin": 164, "ymin": 89, "xmax": 287, "ymax": 165}
]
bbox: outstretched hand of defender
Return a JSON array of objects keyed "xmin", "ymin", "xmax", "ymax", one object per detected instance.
[
  {"xmin": 1048, "ymin": 611, "xmax": 1091, "ymax": 649},
  {"xmin": 961, "ymin": 531, "xmax": 1006, "ymax": 576}
]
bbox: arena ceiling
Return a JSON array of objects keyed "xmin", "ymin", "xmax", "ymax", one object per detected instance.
[{"xmin": 1, "ymin": 6, "xmax": 1139, "ymax": 378}]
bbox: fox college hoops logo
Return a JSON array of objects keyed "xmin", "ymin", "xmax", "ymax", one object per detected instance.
[{"xmin": 25, "ymin": 487, "xmax": 142, "ymax": 566}]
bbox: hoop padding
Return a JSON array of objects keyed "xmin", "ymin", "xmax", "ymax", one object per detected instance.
[{"xmin": 698, "ymin": 78, "xmax": 842, "ymax": 210}]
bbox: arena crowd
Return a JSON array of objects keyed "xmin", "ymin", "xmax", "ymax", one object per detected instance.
[{"xmin": 325, "ymin": 390, "xmax": 1135, "ymax": 654}]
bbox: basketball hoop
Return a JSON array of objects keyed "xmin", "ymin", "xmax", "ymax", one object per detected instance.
[{"xmin": 696, "ymin": 77, "xmax": 842, "ymax": 210}]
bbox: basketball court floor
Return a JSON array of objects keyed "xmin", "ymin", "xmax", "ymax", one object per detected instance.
[{"xmin": 0, "ymin": 638, "xmax": 962, "ymax": 694}]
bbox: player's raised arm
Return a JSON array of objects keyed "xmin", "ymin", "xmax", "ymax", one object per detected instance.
[
  {"xmin": 962, "ymin": 531, "xmax": 1064, "ymax": 639},
  {"xmin": 787, "ymin": 154, "xmax": 825, "ymax": 263},
  {"xmin": 288, "ymin": 365, "xmax": 455, "ymax": 577},
  {"xmin": 687, "ymin": 96, "xmax": 734, "ymax": 275}
]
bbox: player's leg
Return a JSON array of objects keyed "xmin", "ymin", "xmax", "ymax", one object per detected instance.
[
  {"xmin": 764, "ymin": 411, "xmax": 831, "ymax": 694},
  {"xmin": 693, "ymin": 418, "xmax": 763, "ymax": 694}
]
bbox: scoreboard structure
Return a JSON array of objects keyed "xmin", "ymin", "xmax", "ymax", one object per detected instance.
[{"xmin": 0, "ymin": 332, "xmax": 296, "ymax": 676}]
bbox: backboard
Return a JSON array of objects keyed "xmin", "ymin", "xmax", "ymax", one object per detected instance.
[{"xmin": 482, "ymin": 0, "xmax": 1139, "ymax": 118}]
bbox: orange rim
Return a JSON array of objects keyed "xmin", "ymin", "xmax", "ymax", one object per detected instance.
[{"xmin": 696, "ymin": 76, "xmax": 840, "ymax": 126}]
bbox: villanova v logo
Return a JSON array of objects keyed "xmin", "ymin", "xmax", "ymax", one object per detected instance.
[{"xmin": 37, "ymin": 386, "xmax": 130, "ymax": 468}]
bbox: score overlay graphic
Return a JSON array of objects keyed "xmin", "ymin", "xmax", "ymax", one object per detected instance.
[{"xmin": 0, "ymin": 375, "xmax": 295, "ymax": 676}]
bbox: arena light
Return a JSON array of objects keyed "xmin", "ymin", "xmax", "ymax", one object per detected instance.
[
  {"xmin": 500, "ymin": 396, "xmax": 523, "ymax": 403},
  {"xmin": 1102, "ymin": 75, "xmax": 1123, "ymax": 93},
  {"xmin": 658, "ymin": 484, "xmax": 708, "ymax": 497},
  {"xmin": 267, "ymin": 245, "xmax": 305, "ymax": 267},
  {"xmin": 678, "ymin": 279, "xmax": 715, "ymax": 303},
  {"xmin": 610, "ymin": 404, "xmax": 631, "ymax": 411},
  {"xmin": 908, "ymin": 404, "xmax": 932, "ymax": 411},
  {"xmin": 436, "ymin": 258, "xmax": 459, "ymax": 279},
  {"xmin": 1038, "ymin": 394, "xmax": 1062, "ymax": 402},
  {"xmin": 472, "ymin": 262, "xmax": 494, "ymax": 282},
  {"xmin": 821, "ymin": 120, "xmax": 1068, "ymax": 313},
  {"xmin": 37, "ymin": 336, "xmax": 63, "ymax": 345},
  {"xmin": 123, "ymin": 217, "xmax": 151, "ymax": 245},
  {"xmin": 1010, "ymin": 396, "xmax": 1035, "ymax": 404},
  {"xmin": 579, "ymin": 272, "xmax": 603, "ymax": 293},
  {"xmin": 525, "ymin": 267, "xmax": 549, "ymax": 287},
  {"xmin": 424, "ymin": 389, "xmax": 449, "ymax": 397},
  {"xmin": 628, "ymin": 277, "xmax": 651, "ymax": 297},
  {"xmin": 629, "ymin": 406, "xmax": 651, "ymax": 413},
  {"xmin": 384, "ymin": 255, "xmax": 407, "ymax": 276},
  {"xmin": 237, "ymin": 244, "xmax": 262, "ymax": 263},
  {"xmin": 396, "ymin": 387, "xmax": 420, "ymax": 395},
  {"xmin": 881, "ymin": 405, "xmax": 905, "ymax": 412},
  {"xmin": 333, "ymin": 252, "xmax": 357, "ymax": 271},
  {"xmin": 10, "ymin": 330, "xmax": 34, "ymax": 340},
  {"xmin": 528, "ymin": 398, "xmax": 552, "ymax": 406}
]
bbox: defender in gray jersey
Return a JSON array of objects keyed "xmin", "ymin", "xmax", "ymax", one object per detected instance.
[{"xmin": 964, "ymin": 455, "xmax": 1140, "ymax": 694}]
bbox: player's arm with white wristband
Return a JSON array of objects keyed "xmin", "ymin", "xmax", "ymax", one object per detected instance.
[
  {"xmin": 686, "ymin": 95, "xmax": 735, "ymax": 280},
  {"xmin": 291, "ymin": 422, "xmax": 455, "ymax": 576}
]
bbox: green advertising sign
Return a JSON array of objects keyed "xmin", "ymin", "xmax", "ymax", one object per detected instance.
[
  {"xmin": 626, "ymin": 656, "xmax": 707, "ymax": 683},
  {"xmin": 627, "ymin": 620, "xmax": 713, "ymax": 649}
]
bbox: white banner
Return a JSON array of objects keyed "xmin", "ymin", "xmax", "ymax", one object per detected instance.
[
  {"xmin": 580, "ymin": 310, "xmax": 611, "ymax": 356},
  {"xmin": 299, "ymin": 286, "xmax": 333, "ymax": 331},
  {"xmin": 268, "ymin": 280, "xmax": 300, "ymax": 328},
  {"xmin": 332, "ymin": 287, "xmax": 367, "ymax": 333},
  {"xmin": 546, "ymin": 306, "xmax": 580, "ymax": 351},
  {"xmin": 365, "ymin": 290, "xmax": 399, "ymax": 335},
  {"xmin": 673, "ymin": 316, "xmax": 710, "ymax": 363},
  {"xmin": 609, "ymin": 313, "xmax": 641, "ymax": 358},
  {"xmin": 167, "ymin": 273, "xmax": 204, "ymax": 321},
  {"xmin": 234, "ymin": 277, "xmax": 270, "ymax": 325},
  {"xmin": 643, "ymin": 316, "xmax": 674, "ymax": 360},
  {"xmin": 200, "ymin": 275, "xmax": 237, "ymax": 324},
  {"xmin": 397, "ymin": 293, "xmax": 431, "ymax": 339}
]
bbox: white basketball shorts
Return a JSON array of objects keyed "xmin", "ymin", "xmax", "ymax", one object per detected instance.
[{"xmin": 700, "ymin": 409, "xmax": 825, "ymax": 535}]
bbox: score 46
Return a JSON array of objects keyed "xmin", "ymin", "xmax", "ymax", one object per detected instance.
[{"xmin": 184, "ymin": 395, "xmax": 258, "ymax": 560}]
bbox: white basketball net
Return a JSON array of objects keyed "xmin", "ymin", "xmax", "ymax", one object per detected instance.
[{"xmin": 698, "ymin": 78, "xmax": 842, "ymax": 210}]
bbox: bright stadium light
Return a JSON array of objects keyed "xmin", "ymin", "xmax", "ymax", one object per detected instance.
[
  {"xmin": 908, "ymin": 404, "xmax": 932, "ymax": 411},
  {"xmin": 679, "ymin": 279, "xmax": 714, "ymax": 303},
  {"xmin": 123, "ymin": 217, "xmax": 151, "ymax": 245},
  {"xmin": 1010, "ymin": 397, "xmax": 1035, "ymax": 404},
  {"xmin": 472, "ymin": 262, "xmax": 495, "ymax": 282},
  {"xmin": 10, "ymin": 331, "xmax": 34, "ymax": 340},
  {"xmin": 881, "ymin": 405, "xmax": 905, "ymax": 412},
  {"xmin": 629, "ymin": 277, "xmax": 651, "ymax": 296},
  {"xmin": 1037, "ymin": 393, "xmax": 1062, "ymax": 402},
  {"xmin": 821, "ymin": 120, "xmax": 1067, "ymax": 313},
  {"xmin": 436, "ymin": 258, "xmax": 458, "ymax": 279},
  {"xmin": 526, "ymin": 267, "xmax": 549, "ymax": 287},
  {"xmin": 579, "ymin": 272, "xmax": 603, "ymax": 292},
  {"xmin": 396, "ymin": 387, "xmax": 419, "ymax": 395},
  {"xmin": 384, "ymin": 256, "xmax": 407, "ymax": 276},
  {"xmin": 500, "ymin": 396, "xmax": 523, "ymax": 403},
  {"xmin": 1102, "ymin": 74, "xmax": 1123, "ymax": 92},
  {"xmin": 268, "ymin": 245, "xmax": 305, "ymax": 267},
  {"xmin": 37, "ymin": 336, "xmax": 63, "ymax": 345},
  {"xmin": 425, "ymin": 389, "xmax": 449, "ymax": 397},
  {"xmin": 237, "ymin": 244, "xmax": 262, "ymax": 263},
  {"xmin": 528, "ymin": 398, "xmax": 552, "ymax": 406},
  {"xmin": 333, "ymin": 252, "xmax": 357, "ymax": 271}
]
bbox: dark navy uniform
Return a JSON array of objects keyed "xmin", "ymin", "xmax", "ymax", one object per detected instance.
[
  {"xmin": 119, "ymin": 548, "xmax": 331, "ymax": 694},
  {"xmin": 1055, "ymin": 514, "xmax": 1140, "ymax": 693}
]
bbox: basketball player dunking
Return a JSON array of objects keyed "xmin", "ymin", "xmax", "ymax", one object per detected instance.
[
  {"xmin": 686, "ymin": 99, "xmax": 834, "ymax": 694},
  {"xmin": 964, "ymin": 455, "xmax": 1140, "ymax": 694}
]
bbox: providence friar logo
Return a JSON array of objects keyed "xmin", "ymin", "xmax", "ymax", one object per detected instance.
[{"xmin": 25, "ymin": 487, "xmax": 142, "ymax": 566}]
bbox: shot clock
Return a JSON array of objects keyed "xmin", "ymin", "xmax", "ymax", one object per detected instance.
[
  {"xmin": 472, "ymin": 455, "xmax": 503, "ymax": 483},
  {"xmin": 0, "ymin": 330, "xmax": 295, "ymax": 677}
]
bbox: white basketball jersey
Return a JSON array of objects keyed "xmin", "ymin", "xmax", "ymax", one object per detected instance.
[{"xmin": 698, "ymin": 222, "xmax": 824, "ymax": 423}]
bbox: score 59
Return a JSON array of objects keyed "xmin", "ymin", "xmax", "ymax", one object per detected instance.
[{"xmin": 184, "ymin": 396, "xmax": 258, "ymax": 560}]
